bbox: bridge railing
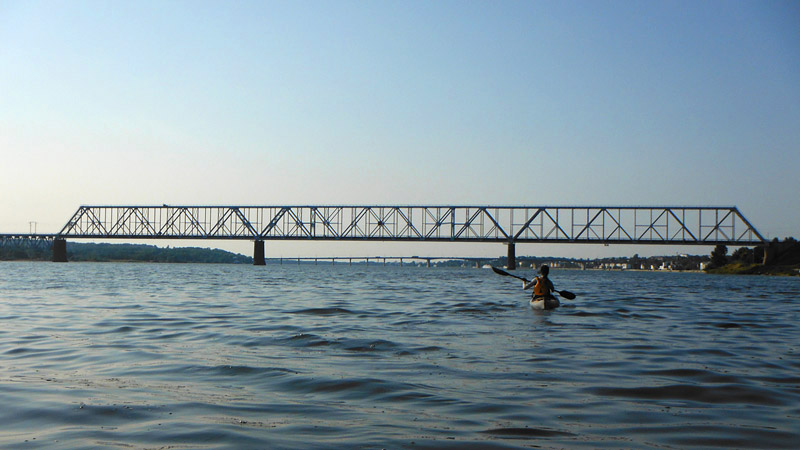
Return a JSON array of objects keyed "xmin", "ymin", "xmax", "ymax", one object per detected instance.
[{"xmin": 56, "ymin": 205, "xmax": 766, "ymax": 245}]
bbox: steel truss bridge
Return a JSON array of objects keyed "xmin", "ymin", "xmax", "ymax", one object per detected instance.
[
  {"xmin": 0, "ymin": 234, "xmax": 56, "ymax": 249},
  {"xmin": 20, "ymin": 204, "xmax": 763, "ymax": 267}
]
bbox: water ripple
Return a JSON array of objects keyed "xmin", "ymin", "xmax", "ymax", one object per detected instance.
[{"xmin": 588, "ymin": 383, "xmax": 788, "ymax": 406}]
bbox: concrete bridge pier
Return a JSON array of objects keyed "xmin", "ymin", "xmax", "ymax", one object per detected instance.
[
  {"xmin": 253, "ymin": 240, "xmax": 266, "ymax": 266},
  {"xmin": 52, "ymin": 238, "xmax": 68, "ymax": 262},
  {"xmin": 507, "ymin": 242, "xmax": 516, "ymax": 270}
]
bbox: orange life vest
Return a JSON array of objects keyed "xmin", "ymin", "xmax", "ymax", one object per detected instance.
[{"xmin": 533, "ymin": 276, "xmax": 551, "ymax": 297}]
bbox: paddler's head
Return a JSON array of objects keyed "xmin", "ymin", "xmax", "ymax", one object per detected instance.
[{"xmin": 539, "ymin": 265, "xmax": 549, "ymax": 276}]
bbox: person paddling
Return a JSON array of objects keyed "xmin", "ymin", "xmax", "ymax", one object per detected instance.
[
  {"xmin": 523, "ymin": 265, "xmax": 559, "ymax": 309},
  {"xmin": 490, "ymin": 265, "xmax": 575, "ymax": 308}
]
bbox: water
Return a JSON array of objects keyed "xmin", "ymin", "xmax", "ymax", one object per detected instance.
[{"xmin": 1, "ymin": 261, "xmax": 798, "ymax": 449}]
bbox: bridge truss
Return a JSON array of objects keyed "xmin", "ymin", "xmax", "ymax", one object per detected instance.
[
  {"xmin": 57, "ymin": 205, "xmax": 765, "ymax": 246},
  {"xmin": 0, "ymin": 234, "xmax": 55, "ymax": 249}
]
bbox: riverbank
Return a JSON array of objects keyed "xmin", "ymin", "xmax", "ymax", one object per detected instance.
[{"xmin": 706, "ymin": 262, "xmax": 800, "ymax": 276}]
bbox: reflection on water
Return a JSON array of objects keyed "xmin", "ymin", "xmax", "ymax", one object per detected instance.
[{"xmin": 1, "ymin": 262, "xmax": 798, "ymax": 448}]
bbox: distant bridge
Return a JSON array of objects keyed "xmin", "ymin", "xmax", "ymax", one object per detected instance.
[
  {"xmin": 3, "ymin": 205, "xmax": 766, "ymax": 267},
  {"xmin": 266, "ymin": 256, "xmax": 490, "ymax": 267}
]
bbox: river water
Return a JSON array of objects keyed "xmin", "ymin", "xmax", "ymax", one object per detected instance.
[{"xmin": 0, "ymin": 261, "xmax": 798, "ymax": 449}]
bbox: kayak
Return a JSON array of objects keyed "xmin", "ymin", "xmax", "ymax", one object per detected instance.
[{"xmin": 530, "ymin": 296, "xmax": 560, "ymax": 310}]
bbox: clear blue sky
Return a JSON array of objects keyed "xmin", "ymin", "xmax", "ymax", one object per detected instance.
[{"xmin": 1, "ymin": 0, "xmax": 798, "ymax": 258}]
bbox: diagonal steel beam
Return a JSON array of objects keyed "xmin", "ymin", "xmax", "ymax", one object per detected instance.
[
  {"xmin": 667, "ymin": 208, "xmax": 698, "ymax": 242},
  {"xmin": 513, "ymin": 208, "xmax": 543, "ymax": 241}
]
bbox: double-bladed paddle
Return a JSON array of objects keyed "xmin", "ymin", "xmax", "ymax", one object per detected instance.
[{"xmin": 491, "ymin": 266, "xmax": 576, "ymax": 300}]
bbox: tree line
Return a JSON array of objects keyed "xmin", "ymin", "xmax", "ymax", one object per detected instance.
[
  {"xmin": 0, "ymin": 241, "xmax": 253, "ymax": 264},
  {"xmin": 706, "ymin": 237, "xmax": 799, "ymax": 275}
]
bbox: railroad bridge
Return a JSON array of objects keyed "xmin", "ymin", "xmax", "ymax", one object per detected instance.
[{"xmin": 2, "ymin": 205, "xmax": 766, "ymax": 268}]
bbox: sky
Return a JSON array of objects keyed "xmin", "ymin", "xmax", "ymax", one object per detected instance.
[{"xmin": 1, "ymin": 0, "xmax": 798, "ymax": 259}]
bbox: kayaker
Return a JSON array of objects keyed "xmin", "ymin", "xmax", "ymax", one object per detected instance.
[{"xmin": 523, "ymin": 265, "xmax": 556, "ymax": 301}]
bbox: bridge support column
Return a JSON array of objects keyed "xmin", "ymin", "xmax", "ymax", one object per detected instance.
[
  {"xmin": 253, "ymin": 240, "xmax": 266, "ymax": 266},
  {"xmin": 507, "ymin": 242, "xmax": 516, "ymax": 270},
  {"xmin": 52, "ymin": 238, "xmax": 68, "ymax": 262}
]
